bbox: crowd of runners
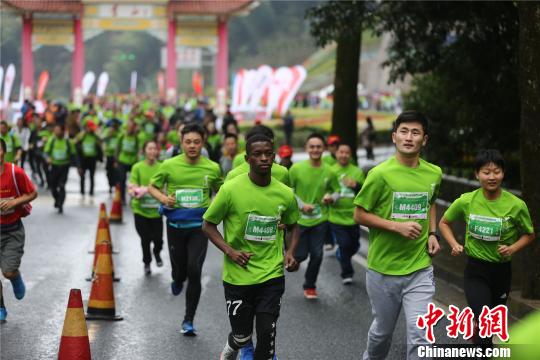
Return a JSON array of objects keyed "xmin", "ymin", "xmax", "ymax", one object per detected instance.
[{"xmin": 0, "ymin": 96, "xmax": 535, "ymax": 359}]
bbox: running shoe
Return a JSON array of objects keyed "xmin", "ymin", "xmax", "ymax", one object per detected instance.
[
  {"xmin": 181, "ymin": 320, "xmax": 197, "ymax": 336},
  {"xmin": 155, "ymin": 253, "xmax": 163, "ymax": 267},
  {"xmin": 239, "ymin": 341, "xmax": 254, "ymax": 360},
  {"xmin": 220, "ymin": 342, "xmax": 239, "ymax": 360},
  {"xmin": 144, "ymin": 264, "xmax": 151, "ymax": 275},
  {"xmin": 0, "ymin": 307, "xmax": 7, "ymax": 323},
  {"xmin": 342, "ymin": 277, "xmax": 353, "ymax": 285},
  {"xmin": 324, "ymin": 244, "xmax": 335, "ymax": 251},
  {"xmin": 11, "ymin": 275, "xmax": 25, "ymax": 300},
  {"xmin": 303, "ymin": 288, "xmax": 318, "ymax": 299},
  {"xmin": 171, "ymin": 281, "xmax": 183, "ymax": 296}
]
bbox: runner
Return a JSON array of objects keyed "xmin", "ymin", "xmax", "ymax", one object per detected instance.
[
  {"xmin": 277, "ymin": 145, "xmax": 293, "ymax": 170},
  {"xmin": 0, "ymin": 121, "xmax": 22, "ymax": 165},
  {"xmin": 115, "ymin": 119, "xmax": 140, "ymax": 204},
  {"xmin": 128, "ymin": 140, "xmax": 163, "ymax": 275},
  {"xmin": 353, "ymin": 110, "xmax": 442, "ymax": 360},
  {"xmin": 202, "ymin": 134, "xmax": 300, "ymax": 360},
  {"xmin": 439, "ymin": 149, "xmax": 534, "ymax": 348},
  {"xmin": 0, "ymin": 138, "xmax": 38, "ymax": 322},
  {"xmin": 44, "ymin": 124, "xmax": 76, "ymax": 214},
  {"xmin": 329, "ymin": 143, "xmax": 365, "ymax": 284},
  {"xmin": 148, "ymin": 123, "xmax": 222, "ymax": 336},
  {"xmin": 75, "ymin": 120, "xmax": 102, "ymax": 197},
  {"xmin": 322, "ymin": 134, "xmax": 340, "ymax": 166},
  {"xmin": 289, "ymin": 133, "xmax": 340, "ymax": 299},
  {"xmin": 103, "ymin": 118, "xmax": 121, "ymax": 194},
  {"xmin": 219, "ymin": 133, "xmax": 238, "ymax": 176}
]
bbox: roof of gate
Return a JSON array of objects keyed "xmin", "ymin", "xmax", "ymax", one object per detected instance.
[{"xmin": 2, "ymin": 0, "xmax": 83, "ymax": 13}]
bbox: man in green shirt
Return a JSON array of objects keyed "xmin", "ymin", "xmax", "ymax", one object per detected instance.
[
  {"xmin": 203, "ymin": 134, "xmax": 300, "ymax": 360},
  {"xmin": 329, "ymin": 143, "xmax": 365, "ymax": 284},
  {"xmin": 103, "ymin": 118, "xmax": 121, "ymax": 194},
  {"xmin": 115, "ymin": 120, "xmax": 140, "ymax": 204},
  {"xmin": 44, "ymin": 124, "xmax": 76, "ymax": 214},
  {"xmin": 75, "ymin": 121, "xmax": 102, "ymax": 197},
  {"xmin": 289, "ymin": 133, "xmax": 340, "ymax": 299},
  {"xmin": 0, "ymin": 121, "xmax": 22, "ymax": 165},
  {"xmin": 353, "ymin": 111, "xmax": 442, "ymax": 360},
  {"xmin": 148, "ymin": 123, "xmax": 222, "ymax": 336},
  {"xmin": 322, "ymin": 134, "xmax": 340, "ymax": 167}
]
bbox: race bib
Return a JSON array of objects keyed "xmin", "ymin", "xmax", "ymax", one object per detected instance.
[
  {"xmin": 140, "ymin": 194, "xmax": 160, "ymax": 209},
  {"xmin": 144, "ymin": 123, "xmax": 154, "ymax": 134},
  {"xmin": 301, "ymin": 204, "xmax": 322, "ymax": 220},
  {"xmin": 175, "ymin": 189, "xmax": 203, "ymax": 208},
  {"xmin": 122, "ymin": 139, "xmax": 136, "ymax": 153},
  {"xmin": 339, "ymin": 179, "xmax": 355, "ymax": 198},
  {"xmin": 82, "ymin": 142, "xmax": 95, "ymax": 155},
  {"xmin": 391, "ymin": 192, "xmax": 428, "ymax": 219},
  {"xmin": 0, "ymin": 197, "xmax": 15, "ymax": 215},
  {"xmin": 244, "ymin": 214, "xmax": 279, "ymax": 242},
  {"xmin": 468, "ymin": 214, "xmax": 502, "ymax": 241},
  {"xmin": 53, "ymin": 148, "xmax": 68, "ymax": 161}
]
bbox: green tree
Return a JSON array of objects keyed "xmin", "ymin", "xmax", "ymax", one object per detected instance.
[{"xmin": 307, "ymin": 1, "xmax": 373, "ymax": 159}]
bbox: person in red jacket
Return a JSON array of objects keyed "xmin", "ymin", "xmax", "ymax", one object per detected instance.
[{"xmin": 0, "ymin": 138, "xmax": 38, "ymax": 323}]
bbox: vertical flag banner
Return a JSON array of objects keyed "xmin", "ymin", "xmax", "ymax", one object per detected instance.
[
  {"xmin": 82, "ymin": 71, "xmax": 96, "ymax": 96},
  {"xmin": 192, "ymin": 71, "xmax": 203, "ymax": 96},
  {"xmin": 130, "ymin": 71, "xmax": 137, "ymax": 96},
  {"xmin": 36, "ymin": 71, "xmax": 50, "ymax": 100},
  {"xmin": 96, "ymin": 72, "xmax": 109, "ymax": 97},
  {"xmin": 3, "ymin": 64, "xmax": 16, "ymax": 106},
  {"xmin": 231, "ymin": 69, "xmax": 244, "ymax": 112},
  {"xmin": 248, "ymin": 65, "xmax": 273, "ymax": 109},
  {"xmin": 0, "ymin": 66, "xmax": 4, "ymax": 98},
  {"xmin": 156, "ymin": 71, "xmax": 165, "ymax": 99}
]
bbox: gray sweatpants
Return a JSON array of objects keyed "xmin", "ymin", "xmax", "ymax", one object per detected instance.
[{"xmin": 363, "ymin": 266, "xmax": 435, "ymax": 360}]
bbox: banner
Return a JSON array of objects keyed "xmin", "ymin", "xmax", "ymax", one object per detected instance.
[
  {"xmin": 82, "ymin": 71, "xmax": 96, "ymax": 96},
  {"xmin": 248, "ymin": 65, "xmax": 273, "ymax": 109},
  {"xmin": 276, "ymin": 65, "xmax": 307, "ymax": 116},
  {"xmin": 156, "ymin": 71, "xmax": 165, "ymax": 99},
  {"xmin": 3, "ymin": 64, "xmax": 16, "ymax": 106},
  {"xmin": 0, "ymin": 66, "xmax": 4, "ymax": 98},
  {"xmin": 130, "ymin": 71, "xmax": 137, "ymax": 95},
  {"xmin": 192, "ymin": 71, "xmax": 203, "ymax": 96},
  {"xmin": 36, "ymin": 71, "xmax": 50, "ymax": 100},
  {"xmin": 96, "ymin": 72, "xmax": 109, "ymax": 97}
]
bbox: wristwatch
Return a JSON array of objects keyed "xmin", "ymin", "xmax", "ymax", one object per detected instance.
[{"xmin": 428, "ymin": 231, "xmax": 440, "ymax": 242}]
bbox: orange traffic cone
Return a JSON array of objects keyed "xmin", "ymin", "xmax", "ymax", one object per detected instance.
[
  {"xmin": 109, "ymin": 185, "xmax": 123, "ymax": 224},
  {"xmin": 58, "ymin": 289, "xmax": 92, "ymax": 360},
  {"xmin": 88, "ymin": 204, "xmax": 115, "ymax": 254},
  {"xmin": 86, "ymin": 239, "xmax": 120, "ymax": 282},
  {"xmin": 86, "ymin": 242, "xmax": 123, "ymax": 321}
]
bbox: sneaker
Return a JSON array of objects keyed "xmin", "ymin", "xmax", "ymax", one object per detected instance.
[
  {"xmin": 58, "ymin": 206, "xmax": 63, "ymax": 214},
  {"xmin": 11, "ymin": 275, "xmax": 26, "ymax": 300},
  {"xmin": 342, "ymin": 277, "xmax": 353, "ymax": 285},
  {"xmin": 324, "ymin": 244, "xmax": 335, "ymax": 251},
  {"xmin": 0, "ymin": 307, "xmax": 7, "ymax": 323},
  {"xmin": 239, "ymin": 341, "xmax": 254, "ymax": 360},
  {"xmin": 144, "ymin": 264, "xmax": 151, "ymax": 275},
  {"xmin": 181, "ymin": 320, "xmax": 197, "ymax": 336},
  {"xmin": 220, "ymin": 341, "xmax": 239, "ymax": 360},
  {"xmin": 303, "ymin": 288, "xmax": 318, "ymax": 299},
  {"xmin": 171, "ymin": 281, "xmax": 183, "ymax": 296},
  {"xmin": 155, "ymin": 253, "xmax": 163, "ymax": 267}
]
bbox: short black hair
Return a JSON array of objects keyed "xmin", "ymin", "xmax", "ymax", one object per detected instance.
[
  {"xmin": 181, "ymin": 122, "xmax": 206, "ymax": 139},
  {"xmin": 306, "ymin": 133, "xmax": 326, "ymax": 146},
  {"xmin": 142, "ymin": 140, "xmax": 157, "ymax": 153},
  {"xmin": 337, "ymin": 142, "xmax": 353, "ymax": 152},
  {"xmin": 0, "ymin": 138, "xmax": 6, "ymax": 152},
  {"xmin": 224, "ymin": 133, "xmax": 238, "ymax": 141},
  {"xmin": 246, "ymin": 134, "xmax": 273, "ymax": 156},
  {"xmin": 474, "ymin": 149, "xmax": 505, "ymax": 172},
  {"xmin": 393, "ymin": 110, "xmax": 429, "ymax": 135},
  {"xmin": 245, "ymin": 125, "xmax": 274, "ymax": 141}
]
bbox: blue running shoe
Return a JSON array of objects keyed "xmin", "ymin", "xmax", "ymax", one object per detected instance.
[
  {"xmin": 181, "ymin": 320, "xmax": 196, "ymax": 336},
  {"xmin": 11, "ymin": 275, "xmax": 25, "ymax": 300},
  {"xmin": 171, "ymin": 281, "xmax": 183, "ymax": 296},
  {"xmin": 239, "ymin": 341, "xmax": 254, "ymax": 360},
  {"xmin": 0, "ymin": 307, "xmax": 7, "ymax": 323}
]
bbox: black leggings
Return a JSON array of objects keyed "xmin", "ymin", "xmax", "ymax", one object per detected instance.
[
  {"xmin": 134, "ymin": 214, "xmax": 163, "ymax": 265},
  {"xmin": 80, "ymin": 157, "xmax": 97, "ymax": 195},
  {"xmin": 116, "ymin": 162, "xmax": 132, "ymax": 202},
  {"xmin": 49, "ymin": 165, "xmax": 69, "ymax": 208},
  {"xmin": 166, "ymin": 225, "xmax": 208, "ymax": 322},
  {"xmin": 464, "ymin": 256, "xmax": 511, "ymax": 346}
]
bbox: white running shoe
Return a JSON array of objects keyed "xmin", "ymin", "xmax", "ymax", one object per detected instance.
[
  {"xmin": 342, "ymin": 277, "xmax": 353, "ymax": 285},
  {"xmin": 220, "ymin": 342, "xmax": 239, "ymax": 360}
]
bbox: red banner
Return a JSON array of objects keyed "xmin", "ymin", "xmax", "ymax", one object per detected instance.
[{"xmin": 36, "ymin": 71, "xmax": 50, "ymax": 100}]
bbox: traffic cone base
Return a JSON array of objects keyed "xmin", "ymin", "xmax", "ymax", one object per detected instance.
[{"xmin": 58, "ymin": 289, "xmax": 91, "ymax": 360}]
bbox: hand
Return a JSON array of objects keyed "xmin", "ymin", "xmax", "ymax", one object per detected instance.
[
  {"xmin": 302, "ymin": 204, "xmax": 314, "ymax": 214},
  {"xmin": 498, "ymin": 245, "xmax": 515, "ymax": 257},
  {"xmin": 164, "ymin": 195, "xmax": 176, "ymax": 207},
  {"xmin": 343, "ymin": 178, "xmax": 357, "ymax": 188},
  {"xmin": 322, "ymin": 194, "xmax": 334, "ymax": 204},
  {"xmin": 46, "ymin": 158, "xmax": 52, "ymax": 165},
  {"xmin": 113, "ymin": 161, "xmax": 118, "ymax": 168},
  {"xmin": 228, "ymin": 250, "xmax": 253, "ymax": 268},
  {"xmin": 451, "ymin": 244, "xmax": 464, "ymax": 256},
  {"xmin": 427, "ymin": 235, "xmax": 441, "ymax": 257},
  {"xmin": 0, "ymin": 199, "xmax": 17, "ymax": 212},
  {"xmin": 278, "ymin": 223, "xmax": 286, "ymax": 231},
  {"xmin": 395, "ymin": 221, "xmax": 423, "ymax": 239},
  {"xmin": 284, "ymin": 251, "xmax": 299, "ymax": 272}
]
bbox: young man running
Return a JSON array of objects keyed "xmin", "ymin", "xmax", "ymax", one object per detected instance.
[
  {"xmin": 353, "ymin": 111, "xmax": 442, "ymax": 360},
  {"xmin": 115, "ymin": 119, "xmax": 140, "ymax": 203},
  {"xmin": 149, "ymin": 123, "xmax": 222, "ymax": 336},
  {"xmin": 202, "ymin": 134, "xmax": 300, "ymax": 360},
  {"xmin": 289, "ymin": 133, "xmax": 340, "ymax": 299}
]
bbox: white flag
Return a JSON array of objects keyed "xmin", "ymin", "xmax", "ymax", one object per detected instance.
[
  {"xmin": 96, "ymin": 72, "xmax": 109, "ymax": 97},
  {"xmin": 82, "ymin": 71, "xmax": 96, "ymax": 96},
  {"xmin": 130, "ymin": 71, "xmax": 137, "ymax": 95},
  {"xmin": 3, "ymin": 64, "xmax": 16, "ymax": 106}
]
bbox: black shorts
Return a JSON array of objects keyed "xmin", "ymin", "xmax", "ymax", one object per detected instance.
[{"xmin": 223, "ymin": 276, "xmax": 285, "ymax": 317}]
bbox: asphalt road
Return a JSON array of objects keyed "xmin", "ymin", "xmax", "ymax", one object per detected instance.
[{"xmin": 0, "ymin": 164, "xmax": 464, "ymax": 360}]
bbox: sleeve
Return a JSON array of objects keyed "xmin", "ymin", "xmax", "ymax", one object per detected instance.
[
  {"xmin": 44, "ymin": 137, "xmax": 53, "ymax": 155},
  {"xmin": 203, "ymin": 185, "xmax": 230, "ymax": 225},
  {"xmin": 149, "ymin": 163, "xmax": 167, "ymax": 189},
  {"xmin": 14, "ymin": 166, "xmax": 36, "ymax": 194},
  {"xmin": 516, "ymin": 201, "xmax": 534, "ymax": 234},
  {"xmin": 212, "ymin": 165, "xmax": 224, "ymax": 192},
  {"xmin": 281, "ymin": 192, "xmax": 300, "ymax": 225},
  {"xmin": 442, "ymin": 195, "xmax": 465, "ymax": 222},
  {"xmin": 129, "ymin": 164, "xmax": 139, "ymax": 185},
  {"xmin": 353, "ymin": 169, "xmax": 383, "ymax": 212},
  {"xmin": 430, "ymin": 170, "xmax": 443, "ymax": 205}
]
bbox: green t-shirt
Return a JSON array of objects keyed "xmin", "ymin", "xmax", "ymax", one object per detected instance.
[
  {"xmin": 232, "ymin": 151, "xmax": 246, "ymax": 169},
  {"xmin": 289, "ymin": 160, "xmax": 340, "ymax": 227},
  {"xmin": 38, "ymin": 129, "xmax": 52, "ymax": 149},
  {"xmin": 0, "ymin": 133, "xmax": 21, "ymax": 163},
  {"xmin": 329, "ymin": 163, "xmax": 366, "ymax": 226},
  {"xmin": 129, "ymin": 160, "xmax": 162, "ymax": 218},
  {"xmin": 137, "ymin": 122, "xmax": 156, "ymax": 144},
  {"xmin": 103, "ymin": 128, "xmax": 120, "ymax": 157},
  {"xmin": 44, "ymin": 136, "xmax": 75, "ymax": 166},
  {"xmin": 166, "ymin": 129, "xmax": 179, "ymax": 146},
  {"xmin": 207, "ymin": 134, "xmax": 221, "ymax": 150},
  {"xmin": 443, "ymin": 189, "xmax": 533, "ymax": 263},
  {"xmin": 225, "ymin": 160, "xmax": 290, "ymax": 186},
  {"xmin": 116, "ymin": 133, "xmax": 139, "ymax": 165},
  {"xmin": 322, "ymin": 154, "xmax": 337, "ymax": 167},
  {"xmin": 149, "ymin": 154, "xmax": 222, "ymax": 209},
  {"xmin": 353, "ymin": 156, "xmax": 442, "ymax": 275},
  {"xmin": 203, "ymin": 174, "xmax": 300, "ymax": 285},
  {"xmin": 78, "ymin": 133, "xmax": 99, "ymax": 158}
]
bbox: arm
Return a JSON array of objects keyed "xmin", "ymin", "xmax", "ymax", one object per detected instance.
[
  {"xmin": 284, "ymin": 224, "xmax": 300, "ymax": 271},
  {"xmin": 148, "ymin": 184, "xmax": 175, "ymax": 207},
  {"xmin": 202, "ymin": 220, "xmax": 252, "ymax": 268},
  {"xmin": 498, "ymin": 233, "xmax": 535, "ymax": 257},
  {"xmin": 439, "ymin": 217, "xmax": 463, "ymax": 256},
  {"xmin": 353, "ymin": 206, "xmax": 422, "ymax": 239},
  {"xmin": 427, "ymin": 204, "xmax": 441, "ymax": 256}
]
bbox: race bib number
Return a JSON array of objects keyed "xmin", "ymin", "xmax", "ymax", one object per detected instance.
[
  {"xmin": 0, "ymin": 197, "xmax": 15, "ymax": 215},
  {"xmin": 175, "ymin": 189, "xmax": 203, "ymax": 208},
  {"xmin": 468, "ymin": 214, "xmax": 502, "ymax": 241},
  {"xmin": 82, "ymin": 142, "xmax": 95, "ymax": 155},
  {"xmin": 53, "ymin": 148, "xmax": 68, "ymax": 161},
  {"xmin": 339, "ymin": 180, "xmax": 355, "ymax": 198},
  {"xmin": 391, "ymin": 192, "xmax": 428, "ymax": 219},
  {"xmin": 140, "ymin": 194, "xmax": 160, "ymax": 209},
  {"xmin": 122, "ymin": 139, "xmax": 136, "ymax": 153},
  {"xmin": 301, "ymin": 204, "xmax": 322, "ymax": 219},
  {"xmin": 244, "ymin": 214, "xmax": 279, "ymax": 242}
]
